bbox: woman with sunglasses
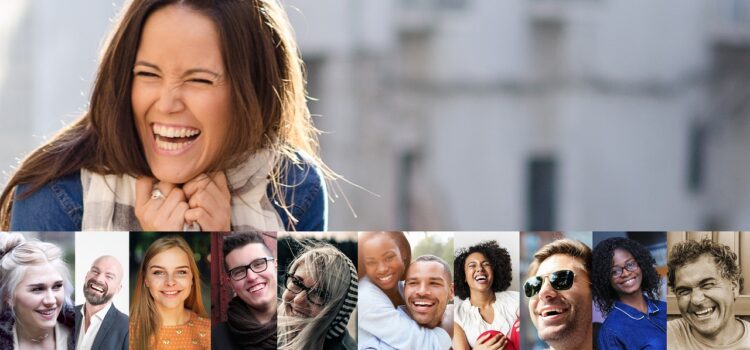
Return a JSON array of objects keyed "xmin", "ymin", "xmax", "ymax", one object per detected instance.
[
  {"xmin": 592, "ymin": 237, "xmax": 666, "ymax": 350},
  {"xmin": 213, "ymin": 233, "xmax": 277, "ymax": 350},
  {"xmin": 453, "ymin": 241, "xmax": 519, "ymax": 350},
  {"xmin": 278, "ymin": 242, "xmax": 358, "ymax": 350}
]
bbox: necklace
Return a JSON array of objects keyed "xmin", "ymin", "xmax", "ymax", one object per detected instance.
[{"xmin": 24, "ymin": 331, "xmax": 50, "ymax": 343}]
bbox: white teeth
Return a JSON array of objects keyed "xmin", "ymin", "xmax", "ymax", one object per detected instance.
[
  {"xmin": 155, "ymin": 139, "xmax": 194, "ymax": 151},
  {"xmin": 249, "ymin": 284, "xmax": 265, "ymax": 293},
  {"xmin": 162, "ymin": 291, "xmax": 179, "ymax": 295},
  {"xmin": 414, "ymin": 301, "xmax": 433, "ymax": 307},
  {"xmin": 152, "ymin": 124, "xmax": 200, "ymax": 138},
  {"xmin": 695, "ymin": 308, "xmax": 713, "ymax": 316},
  {"xmin": 378, "ymin": 275, "xmax": 393, "ymax": 282}
]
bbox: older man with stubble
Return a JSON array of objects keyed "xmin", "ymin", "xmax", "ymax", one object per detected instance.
[
  {"xmin": 524, "ymin": 239, "xmax": 593, "ymax": 350},
  {"xmin": 74, "ymin": 255, "xmax": 128, "ymax": 350},
  {"xmin": 667, "ymin": 239, "xmax": 750, "ymax": 349}
]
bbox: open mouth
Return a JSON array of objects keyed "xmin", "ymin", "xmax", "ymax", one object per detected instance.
[
  {"xmin": 619, "ymin": 277, "xmax": 637, "ymax": 287},
  {"xmin": 411, "ymin": 299, "xmax": 436, "ymax": 312},
  {"xmin": 247, "ymin": 283, "xmax": 266, "ymax": 294},
  {"xmin": 377, "ymin": 274, "xmax": 394, "ymax": 283},
  {"xmin": 160, "ymin": 290, "xmax": 182, "ymax": 297},
  {"xmin": 36, "ymin": 308, "xmax": 57, "ymax": 319},
  {"xmin": 474, "ymin": 274, "xmax": 488, "ymax": 283},
  {"xmin": 538, "ymin": 305, "xmax": 570, "ymax": 320},
  {"xmin": 88, "ymin": 281, "xmax": 106, "ymax": 294},
  {"xmin": 693, "ymin": 307, "xmax": 716, "ymax": 319},
  {"xmin": 152, "ymin": 123, "xmax": 201, "ymax": 152}
]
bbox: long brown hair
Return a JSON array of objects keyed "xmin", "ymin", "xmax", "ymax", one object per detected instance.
[
  {"xmin": 0, "ymin": 0, "xmax": 327, "ymax": 229},
  {"xmin": 130, "ymin": 234, "xmax": 207, "ymax": 350}
]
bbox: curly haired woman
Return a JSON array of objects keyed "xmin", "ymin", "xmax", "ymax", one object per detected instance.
[
  {"xmin": 592, "ymin": 237, "xmax": 666, "ymax": 350},
  {"xmin": 453, "ymin": 241, "xmax": 519, "ymax": 350}
]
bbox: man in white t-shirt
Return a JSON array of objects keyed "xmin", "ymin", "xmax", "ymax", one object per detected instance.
[
  {"xmin": 667, "ymin": 239, "xmax": 750, "ymax": 349},
  {"xmin": 74, "ymin": 256, "xmax": 128, "ymax": 350}
]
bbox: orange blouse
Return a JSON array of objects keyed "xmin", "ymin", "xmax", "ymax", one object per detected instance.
[{"xmin": 130, "ymin": 311, "xmax": 210, "ymax": 350}]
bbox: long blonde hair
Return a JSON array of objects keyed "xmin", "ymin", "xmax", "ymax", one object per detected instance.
[
  {"xmin": 277, "ymin": 243, "xmax": 357, "ymax": 350},
  {"xmin": 129, "ymin": 235, "xmax": 207, "ymax": 350}
]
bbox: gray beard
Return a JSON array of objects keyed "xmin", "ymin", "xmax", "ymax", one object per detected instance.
[{"xmin": 84, "ymin": 289, "xmax": 114, "ymax": 306}]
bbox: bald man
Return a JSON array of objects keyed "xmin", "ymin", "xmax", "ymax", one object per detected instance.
[{"xmin": 74, "ymin": 255, "xmax": 128, "ymax": 350}]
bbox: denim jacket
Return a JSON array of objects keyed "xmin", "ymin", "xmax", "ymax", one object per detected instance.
[{"xmin": 9, "ymin": 154, "xmax": 327, "ymax": 231}]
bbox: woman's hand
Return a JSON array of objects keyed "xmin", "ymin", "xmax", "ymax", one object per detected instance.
[
  {"xmin": 183, "ymin": 172, "xmax": 231, "ymax": 231},
  {"xmin": 135, "ymin": 177, "xmax": 189, "ymax": 231},
  {"xmin": 474, "ymin": 332, "xmax": 507, "ymax": 350}
]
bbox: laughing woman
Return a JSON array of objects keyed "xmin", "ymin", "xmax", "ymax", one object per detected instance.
[
  {"xmin": 453, "ymin": 241, "xmax": 519, "ymax": 350},
  {"xmin": 0, "ymin": 233, "xmax": 76, "ymax": 350},
  {"xmin": 357, "ymin": 231, "xmax": 453, "ymax": 349},
  {"xmin": 1, "ymin": 0, "xmax": 329, "ymax": 232},
  {"xmin": 592, "ymin": 237, "xmax": 666, "ymax": 350},
  {"xmin": 130, "ymin": 235, "xmax": 210, "ymax": 350}
]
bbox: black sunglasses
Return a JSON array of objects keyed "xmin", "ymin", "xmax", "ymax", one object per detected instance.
[{"xmin": 524, "ymin": 270, "xmax": 580, "ymax": 298}]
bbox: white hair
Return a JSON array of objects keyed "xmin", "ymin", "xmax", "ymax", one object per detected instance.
[{"xmin": 0, "ymin": 233, "xmax": 73, "ymax": 314}]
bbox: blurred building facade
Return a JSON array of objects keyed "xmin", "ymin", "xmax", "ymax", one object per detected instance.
[{"xmin": 1, "ymin": 0, "xmax": 749, "ymax": 230}]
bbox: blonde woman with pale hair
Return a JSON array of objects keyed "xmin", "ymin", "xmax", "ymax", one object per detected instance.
[
  {"xmin": 0, "ymin": 233, "xmax": 75, "ymax": 350},
  {"xmin": 278, "ymin": 242, "xmax": 358, "ymax": 350},
  {"xmin": 129, "ymin": 235, "xmax": 209, "ymax": 349}
]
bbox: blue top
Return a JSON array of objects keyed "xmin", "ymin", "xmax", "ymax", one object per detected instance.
[
  {"xmin": 9, "ymin": 153, "xmax": 327, "ymax": 231},
  {"xmin": 597, "ymin": 298, "xmax": 667, "ymax": 350}
]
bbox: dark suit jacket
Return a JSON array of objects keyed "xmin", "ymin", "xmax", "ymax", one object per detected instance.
[{"xmin": 74, "ymin": 303, "xmax": 129, "ymax": 350}]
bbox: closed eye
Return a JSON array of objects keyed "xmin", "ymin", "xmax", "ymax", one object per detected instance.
[
  {"xmin": 188, "ymin": 78, "xmax": 213, "ymax": 85},
  {"xmin": 135, "ymin": 71, "xmax": 159, "ymax": 78}
]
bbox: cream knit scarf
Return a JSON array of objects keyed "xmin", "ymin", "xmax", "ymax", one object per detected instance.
[{"xmin": 80, "ymin": 150, "xmax": 284, "ymax": 231}]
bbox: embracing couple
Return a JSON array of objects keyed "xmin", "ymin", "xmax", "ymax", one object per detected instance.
[{"xmin": 357, "ymin": 232, "xmax": 454, "ymax": 350}]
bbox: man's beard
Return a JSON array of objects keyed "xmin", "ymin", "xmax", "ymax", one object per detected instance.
[{"xmin": 83, "ymin": 279, "xmax": 113, "ymax": 306}]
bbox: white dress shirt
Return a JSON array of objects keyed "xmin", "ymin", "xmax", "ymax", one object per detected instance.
[{"xmin": 76, "ymin": 302, "xmax": 112, "ymax": 350}]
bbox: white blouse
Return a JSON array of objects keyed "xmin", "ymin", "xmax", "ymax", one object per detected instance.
[
  {"xmin": 454, "ymin": 291, "xmax": 519, "ymax": 348},
  {"xmin": 13, "ymin": 322, "xmax": 70, "ymax": 350}
]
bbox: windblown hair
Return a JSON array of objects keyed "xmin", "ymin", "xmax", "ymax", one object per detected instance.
[
  {"xmin": 0, "ymin": 0, "xmax": 331, "ymax": 229},
  {"xmin": 454, "ymin": 240, "xmax": 512, "ymax": 300},
  {"xmin": 0, "ymin": 233, "xmax": 73, "ymax": 316},
  {"xmin": 278, "ymin": 242, "xmax": 356, "ymax": 350},
  {"xmin": 222, "ymin": 232, "xmax": 274, "ymax": 271},
  {"xmin": 528, "ymin": 238, "xmax": 592, "ymax": 277},
  {"xmin": 667, "ymin": 238, "xmax": 743, "ymax": 291},
  {"xmin": 130, "ymin": 235, "xmax": 207, "ymax": 350},
  {"xmin": 357, "ymin": 231, "xmax": 411, "ymax": 280},
  {"xmin": 591, "ymin": 237, "xmax": 661, "ymax": 315}
]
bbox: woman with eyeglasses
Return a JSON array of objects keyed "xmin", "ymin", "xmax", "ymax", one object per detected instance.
[
  {"xmin": 453, "ymin": 241, "xmax": 519, "ymax": 350},
  {"xmin": 278, "ymin": 242, "xmax": 358, "ymax": 350},
  {"xmin": 591, "ymin": 237, "xmax": 666, "ymax": 350},
  {"xmin": 130, "ymin": 235, "xmax": 210, "ymax": 349},
  {"xmin": 213, "ymin": 232, "xmax": 277, "ymax": 350}
]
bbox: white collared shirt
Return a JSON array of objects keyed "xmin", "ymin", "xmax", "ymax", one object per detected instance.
[{"xmin": 76, "ymin": 302, "xmax": 112, "ymax": 350}]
